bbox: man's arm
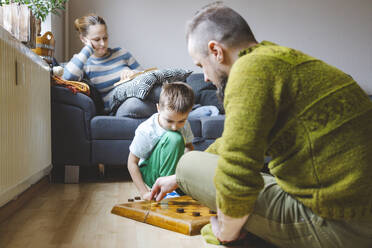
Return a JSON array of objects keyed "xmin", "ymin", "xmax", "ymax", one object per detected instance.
[
  {"xmin": 127, "ymin": 152, "xmax": 152, "ymax": 200},
  {"xmin": 212, "ymin": 55, "xmax": 285, "ymax": 241},
  {"xmin": 205, "ymin": 137, "xmax": 222, "ymax": 155}
]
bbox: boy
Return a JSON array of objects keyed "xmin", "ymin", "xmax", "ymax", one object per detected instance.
[{"xmin": 127, "ymin": 82, "xmax": 195, "ymax": 200}]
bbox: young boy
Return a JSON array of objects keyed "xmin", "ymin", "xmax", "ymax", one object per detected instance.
[{"xmin": 127, "ymin": 82, "xmax": 195, "ymax": 200}]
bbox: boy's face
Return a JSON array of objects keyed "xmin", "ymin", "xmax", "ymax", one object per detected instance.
[{"xmin": 157, "ymin": 106, "xmax": 190, "ymax": 131}]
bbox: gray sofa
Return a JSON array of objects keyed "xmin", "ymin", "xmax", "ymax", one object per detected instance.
[{"xmin": 51, "ymin": 73, "xmax": 225, "ymax": 181}]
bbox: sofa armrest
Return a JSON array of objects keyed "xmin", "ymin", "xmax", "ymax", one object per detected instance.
[
  {"xmin": 51, "ymin": 85, "xmax": 96, "ymax": 116},
  {"xmin": 51, "ymin": 85, "xmax": 97, "ymax": 166}
]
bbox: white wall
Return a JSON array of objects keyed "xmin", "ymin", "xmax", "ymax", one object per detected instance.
[
  {"xmin": 40, "ymin": 13, "xmax": 65, "ymax": 62},
  {"xmin": 67, "ymin": 0, "xmax": 372, "ymax": 93}
]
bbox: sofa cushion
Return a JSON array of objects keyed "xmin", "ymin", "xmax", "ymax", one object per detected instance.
[
  {"xmin": 91, "ymin": 116, "xmax": 146, "ymax": 140},
  {"xmin": 201, "ymin": 115, "xmax": 225, "ymax": 139},
  {"xmin": 188, "ymin": 118, "xmax": 202, "ymax": 138},
  {"xmin": 186, "ymin": 73, "xmax": 224, "ymax": 114},
  {"xmin": 91, "ymin": 116, "xmax": 203, "ymax": 140}
]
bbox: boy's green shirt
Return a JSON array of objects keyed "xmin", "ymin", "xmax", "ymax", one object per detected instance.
[{"xmin": 207, "ymin": 41, "xmax": 372, "ymax": 220}]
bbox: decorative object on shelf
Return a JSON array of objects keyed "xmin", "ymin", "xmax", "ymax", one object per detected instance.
[{"xmin": 32, "ymin": 31, "xmax": 55, "ymax": 64}]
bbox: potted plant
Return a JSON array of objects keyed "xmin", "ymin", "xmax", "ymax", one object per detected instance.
[
  {"xmin": 1, "ymin": 0, "xmax": 69, "ymax": 35},
  {"xmin": 0, "ymin": 0, "xmax": 68, "ymax": 22}
]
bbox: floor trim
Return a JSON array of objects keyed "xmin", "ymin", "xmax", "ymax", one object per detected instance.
[{"xmin": 0, "ymin": 176, "xmax": 50, "ymax": 224}]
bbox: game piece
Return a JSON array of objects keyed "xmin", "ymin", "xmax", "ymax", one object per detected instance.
[
  {"xmin": 192, "ymin": 211, "xmax": 200, "ymax": 216},
  {"xmin": 176, "ymin": 207, "xmax": 185, "ymax": 213},
  {"xmin": 128, "ymin": 198, "xmax": 134, "ymax": 202},
  {"xmin": 134, "ymin": 196, "xmax": 141, "ymax": 200}
]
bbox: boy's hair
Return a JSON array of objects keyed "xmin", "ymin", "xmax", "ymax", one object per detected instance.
[{"xmin": 159, "ymin": 82, "xmax": 194, "ymax": 113}]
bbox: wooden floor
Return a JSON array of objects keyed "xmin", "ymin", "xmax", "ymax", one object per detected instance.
[{"xmin": 0, "ymin": 169, "xmax": 274, "ymax": 248}]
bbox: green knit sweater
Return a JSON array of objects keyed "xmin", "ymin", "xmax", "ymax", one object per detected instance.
[{"xmin": 207, "ymin": 41, "xmax": 372, "ymax": 220}]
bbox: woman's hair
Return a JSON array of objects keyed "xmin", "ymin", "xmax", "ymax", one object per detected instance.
[
  {"xmin": 159, "ymin": 82, "xmax": 195, "ymax": 113},
  {"xmin": 74, "ymin": 14, "xmax": 106, "ymax": 36}
]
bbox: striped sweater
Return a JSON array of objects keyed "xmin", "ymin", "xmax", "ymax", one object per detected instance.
[{"xmin": 63, "ymin": 45, "xmax": 141, "ymax": 112}]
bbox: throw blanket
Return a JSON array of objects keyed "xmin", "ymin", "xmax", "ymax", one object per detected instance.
[{"xmin": 109, "ymin": 68, "xmax": 192, "ymax": 113}]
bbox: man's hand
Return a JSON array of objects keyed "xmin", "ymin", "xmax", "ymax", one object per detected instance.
[
  {"xmin": 149, "ymin": 175, "xmax": 178, "ymax": 201},
  {"xmin": 142, "ymin": 191, "xmax": 153, "ymax": 201},
  {"xmin": 210, "ymin": 209, "xmax": 249, "ymax": 244}
]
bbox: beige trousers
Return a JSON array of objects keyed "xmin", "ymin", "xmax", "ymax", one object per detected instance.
[{"xmin": 176, "ymin": 151, "xmax": 372, "ymax": 248}]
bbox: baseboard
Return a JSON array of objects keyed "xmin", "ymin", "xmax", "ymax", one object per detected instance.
[
  {"xmin": 0, "ymin": 164, "xmax": 52, "ymax": 207},
  {"xmin": 0, "ymin": 175, "xmax": 50, "ymax": 224}
]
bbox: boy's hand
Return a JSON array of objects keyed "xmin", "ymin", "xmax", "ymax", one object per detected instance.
[{"xmin": 150, "ymin": 175, "xmax": 178, "ymax": 201}]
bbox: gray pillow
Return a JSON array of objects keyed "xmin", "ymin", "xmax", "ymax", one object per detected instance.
[
  {"xmin": 115, "ymin": 97, "xmax": 157, "ymax": 119},
  {"xmin": 110, "ymin": 68, "xmax": 192, "ymax": 113}
]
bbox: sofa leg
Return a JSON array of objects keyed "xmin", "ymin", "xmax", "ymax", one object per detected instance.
[
  {"xmin": 98, "ymin": 163, "xmax": 105, "ymax": 178},
  {"xmin": 64, "ymin": 165, "xmax": 80, "ymax": 184}
]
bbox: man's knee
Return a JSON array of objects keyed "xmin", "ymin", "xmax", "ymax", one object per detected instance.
[{"xmin": 176, "ymin": 151, "xmax": 214, "ymax": 176}]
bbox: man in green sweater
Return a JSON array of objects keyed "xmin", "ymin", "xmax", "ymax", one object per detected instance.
[{"xmin": 150, "ymin": 3, "xmax": 372, "ymax": 247}]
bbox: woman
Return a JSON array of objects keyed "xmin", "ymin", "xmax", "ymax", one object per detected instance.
[{"xmin": 63, "ymin": 14, "xmax": 147, "ymax": 115}]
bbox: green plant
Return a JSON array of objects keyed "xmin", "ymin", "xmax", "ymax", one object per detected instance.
[{"xmin": 0, "ymin": 0, "xmax": 68, "ymax": 21}]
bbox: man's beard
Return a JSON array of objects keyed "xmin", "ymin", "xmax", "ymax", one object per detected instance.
[{"xmin": 216, "ymin": 75, "xmax": 228, "ymax": 104}]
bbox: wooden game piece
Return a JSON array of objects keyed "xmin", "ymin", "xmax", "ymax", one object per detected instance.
[
  {"xmin": 134, "ymin": 196, "xmax": 141, "ymax": 200},
  {"xmin": 128, "ymin": 198, "xmax": 134, "ymax": 202},
  {"xmin": 192, "ymin": 211, "xmax": 200, "ymax": 216},
  {"xmin": 209, "ymin": 210, "xmax": 216, "ymax": 214},
  {"xmin": 176, "ymin": 208, "xmax": 185, "ymax": 213}
]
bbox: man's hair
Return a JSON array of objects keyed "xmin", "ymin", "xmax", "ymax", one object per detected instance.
[
  {"xmin": 159, "ymin": 82, "xmax": 194, "ymax": 113},
  {"xmin": 186, "ymin": 2, "xmax": 256, "ymax": 54}
]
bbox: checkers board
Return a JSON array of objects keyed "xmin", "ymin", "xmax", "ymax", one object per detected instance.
[{"xmin": 111, "ymin": 195, "xmax": 216, "ymax": 235}]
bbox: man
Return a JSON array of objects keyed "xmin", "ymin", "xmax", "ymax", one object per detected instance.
[{"xmin": 150, "ymin": 2, "xmax": 372, "ymax": 247}]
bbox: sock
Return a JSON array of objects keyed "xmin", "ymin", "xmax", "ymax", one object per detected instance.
[{"xmin": 201, "ymin": 223, "xmax": 220, "ymax": 245}]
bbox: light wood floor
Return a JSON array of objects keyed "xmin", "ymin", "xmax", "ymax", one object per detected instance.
[{"xmin": 0, "ymin": 175, "xmax": 273, "ymax": 248}]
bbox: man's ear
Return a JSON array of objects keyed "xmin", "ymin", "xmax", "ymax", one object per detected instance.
[
  {"xmin": 156, "ymin": 103, "xmax": 160, "ymax": 112},
  {"xmin": 208, "ymin": 40, "xmax": 224, "ymax": 63}
]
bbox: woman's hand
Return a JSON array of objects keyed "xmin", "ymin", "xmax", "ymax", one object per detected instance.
[
  {"xmin": 120, "ymin": 69, "xmax": 137, "ymax": 81},
  {"xmin": 81, "ymin": 36, "xmax": 94, "ymax": 50},
  {"xmin": 149, "ymin": 175, "xmax": 178, "ymax": 201}
]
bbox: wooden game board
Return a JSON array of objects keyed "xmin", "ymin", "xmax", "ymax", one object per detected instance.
[{"xmin": 111, "ymin": 195, "xmax": 216, "ymax": 235}]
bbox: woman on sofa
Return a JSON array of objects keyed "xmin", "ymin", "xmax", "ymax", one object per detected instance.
[{"xmin": 63, "ymin": 13, "xmax": 156, "ymax": 116}]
